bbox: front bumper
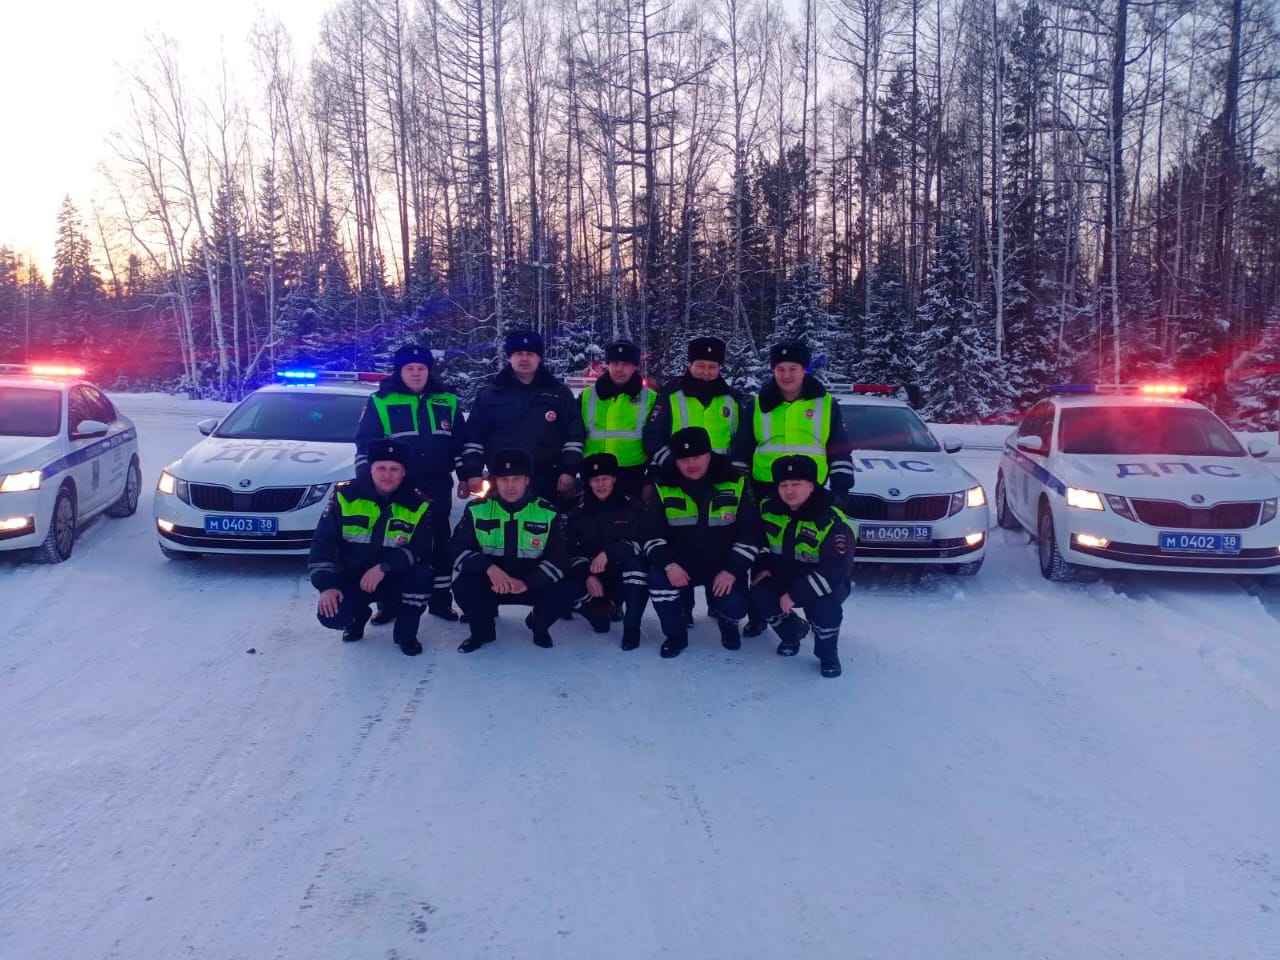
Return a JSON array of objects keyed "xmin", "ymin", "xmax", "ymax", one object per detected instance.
[
  {"xmin": 154, "ymin": 492, "xmax": 324, "ymax": 555},
  {"xmin": 0, "ymin": 488, "xmax": 51, "ymax": 551},
  {"xmin": 852, "ymin": 506, "xmax": 989, "ymax": 565},
  {"xmin": 1061, "ymin": 511, "xmax": 1280, "ymax": 575}
]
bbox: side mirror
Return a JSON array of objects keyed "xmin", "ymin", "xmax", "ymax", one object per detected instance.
[
  {"xmin": 1247, "ymin": 439, "xmax": 1270, "ymax": 459},
  {"xmin": 1014, "ymin": 434, "xmax": 1048, "ymax": 456},
  {"xmin": 197, "ymin": 418, "xmax": 219, "ymax": 436},
  {"xmin": 73, "ymin": 419, "xmax": 109, "ymax": 439},
  {"xmin": 942, "ymin": 435, "xmax": 963, "ymax": 454}
]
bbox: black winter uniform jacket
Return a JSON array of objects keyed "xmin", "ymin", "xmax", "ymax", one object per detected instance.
[
  {"xmin": 353, "ymin": 372, "xmax": 473, "ymax": 486},
  {"xmin": 633, "ymin": 455, "xmax": 764, "ymax": 576},
  {"xmin": 463, "ymin": 366, "xmax": 585, "ymax": 479},
  {"xmin": 308, "ymin": 477, "xmax": 433, "ymax": 591},
  {"xmin": 567, "ymin": 489, "xmax": 643, "ymax": 578},
  {"xmin": 758, "ymin": 487, "xmax": 856, "ymax": 605},
  {"xmin": 450, "ymin": 492, "xmax": 572, "ymax": 591}
]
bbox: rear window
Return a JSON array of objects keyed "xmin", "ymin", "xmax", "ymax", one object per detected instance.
[
  {"xmin": 840, "ymin": 403, "xmax": 940, "ymax": 453},
  {"xmin": 1058, "ymin": 405, "xmax": 1245, "ymax": 457},
  {"xmin": 0, "ymin": 387, "xmax": 61, "ymax": 437},
  {"xmin": 214, "ymin": 391, "xmax": 368, "ymax": 443}
]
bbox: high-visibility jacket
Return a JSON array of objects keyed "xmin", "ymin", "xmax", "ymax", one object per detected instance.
[
  {"xmin": 582, "ymin": 376, "xmax": 655, "ymax": 466},
  {"xmin": 733, "ymin": 376, "xmax": 855, "ymax": 492},
  {"xmin": 757, "ymin": 489, "xmax": 856, "ymax": 604},
  {"xmin": 308, "ymin": 476, "xmax": 432, "ymax": 591},
  {"xmin": 450, "ymin": 492, "xmax": 570, "ymax": 590},
  {"xmin": 644, "ymin": 376, "xmax": 742, "ymax": 461},
  {"xmin": 354, "ymin": 374, "xmax": 471, "ymax": 483}
]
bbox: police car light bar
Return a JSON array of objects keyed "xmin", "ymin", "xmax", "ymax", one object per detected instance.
[
  {"xmin": 826, "ymin": 382, "xmax": 896, "ymax": 395},
  {"xmin": 1048, "ymin": 383, "xmax": 1188, "ymax": 396},
  {"xmin": 0, "ymin": 363, "xmax": 87, "ymax": 377},
  {"xmin": 275, "ymin": 370, "xmax": 386, "ymax": 383},
  {"xmin": 276, "ymin": 369, "xmax": 318, "ymax": 380}
]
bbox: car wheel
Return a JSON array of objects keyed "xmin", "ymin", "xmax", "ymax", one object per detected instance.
[
  {"xmin": 105, "ymin": 456, "xmax": 142, "ymax": 517},
  {"xmin": 945, "ymin": 557, "xmax": 984, "ymax": 576},
  {"xmin": 995, "ymin": 472, "xmax": 1021, "ymax": 530},
  {"xmin": 160, "ymin": 545, "xmax": 202, "ymax": 561},
  {"xmin": 1036, "ymin": 501, "xmax": 1097, "ymax": 582},
  {"xmin": 36, "ymin": 486, "xmax": 77, "ymax": 563}
]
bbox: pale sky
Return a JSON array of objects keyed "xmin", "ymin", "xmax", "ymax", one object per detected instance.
[{"xmin": 0, "ymin": 1, "xmax": 319, "ymax": 276}]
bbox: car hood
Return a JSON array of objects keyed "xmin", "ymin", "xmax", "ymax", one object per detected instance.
[
  {"xmin": 0, "ymin": 436, "xmax": 57, "ymax": 472},
  {"xmin": 1058, "ymin": 454, "xmax": 1280, "ymax": 503},
  {"xmin": 168, "ymin": 437, "xmax": 357, "ymax": 489},
  {"xmin": 850, "ymin": 450, "xmax": 979, "ymax": 495}
]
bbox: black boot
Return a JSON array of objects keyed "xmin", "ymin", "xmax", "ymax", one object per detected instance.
[
  {"xmin": 457, "ymin": 634, "xmax": 492, "ymax": 653},
  {"xmin": 819, "ymin": 656, "xmax": 843, "ymax": 678},
  {"xmin": 428, "ymin": 591, "xmax": 460, "ymax": 622},
  {"xmin": 659, "ymin": 637, "xmax": 687, "ymax": 658},
  {"xmin": 609, "ymin": 601, "xmax": 624, "ymax": 622},
  {"xmin": 369, "ymin": 606, "xmax": 395, "ymax": 626},
  {"xmin": 579, "ymin": 598, "xmax": 612, "ymax": 634},
  {"xmin": 343, "ymin": 606, "xmax": 372, "ymax": 642},
  {"xmin": 743, "ymin": 618, "xmax": 767, "ymax": 638},
  {"xmin": 719, "ymin": 619, "xmax": 741, "ymax": 651},
  {"xmin": 526, "ymin": 611, "xmax": 554, "ymax": 648},
  {"xmin": 397, "ymin": 636, "xmax": 424, "ymax": 656},
  {"xmin": 775, "ymin": 615, "xmax": 810, "ymax": 657},
  {"xmin": 621, "ymin": 626, "xmax": 640, "ymax": 651}
]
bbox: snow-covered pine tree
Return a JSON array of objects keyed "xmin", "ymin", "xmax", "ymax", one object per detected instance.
[
  {"xmin": 853, "ymin": 257, "xmax": 918, "ymax": 392},
  {"xmin": 723, "ymin": 328, "xmax": 768, "ymax": 394},
  {"xmin": 916, "ymin": 220, "xmax": 1009, "ymax": 422},
  {"xmin": 766, "ymin": 261, "xmax": 835, "ymax": 379},
  {"xmin": 546, "ymin": 303, "xmax": 602, "ymax": 378},
  {"xmin": 1230, "ymin": 311, "xmax": 1280, "ymax": 431}
]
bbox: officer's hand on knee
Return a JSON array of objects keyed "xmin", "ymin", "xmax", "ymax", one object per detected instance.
[
  {"xmin": 488, "ymin": 565, "xmax": 513, "ymax": 594},
  {"xmin": 318, "ymin": 589, "xmax": 343, "ymax": 618},
  {"xmin": 508, "ymin": 577, "xmax": 528, "ymax": 594},
  {"xmin": 751, "ymin": 570, "xmax": 772, "ymax": 587},
  {"xmin": 665, "ymin": 562, "xmax": 690, "ymax": 588},
  {"xmin": 780, "ymin": 592, "xmax": 795, "ymax": 615},
  {"xmin": 586, "ymin": 574, "xmax": 605, "ymax": 598},
  {"xmin": 711, "ymin": 570, "xmax": 736, "ymax": 597},
  {"xmin": 590, "ymin": 551, "xmax": 608, "ymax": 574},
  {"xmin": 359, "ymin": 565, "xmax": 386, "ymax": 593}
]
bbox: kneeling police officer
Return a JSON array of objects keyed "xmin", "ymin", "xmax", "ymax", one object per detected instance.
[
  {"xmin": 752, "ymin": 455, "xmax": 856, "ymax": 678},
  {"xmin": 309, "ymin": 439, "xmax": 433, "ymax": 656},
  {"xmin": 636, "ymin": 427, "xmax": 762, "ymax": 658},
  {"xmin": 567, "ymin": 453, "xmax": 649, "ymax": 651},
  {"xmin": 450, "ymin": 448, "xmax": 579, "ymax": 652}
]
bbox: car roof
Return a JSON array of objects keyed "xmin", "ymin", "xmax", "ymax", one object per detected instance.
[
  {"xmin": 833, "ymin": 394, "xmax": 914, "ymax": 410},
  {"xmin": 0, "ymin": 374, "xmax": 77, "ymax": 391},
  {"xmin": 1049, "ymin": 394, "xmax": 1208, "ymax": 411}
]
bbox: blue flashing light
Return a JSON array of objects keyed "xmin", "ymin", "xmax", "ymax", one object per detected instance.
[{"xmin": 277, "ymin": 369, "xmax": 318, "ymax": 381}]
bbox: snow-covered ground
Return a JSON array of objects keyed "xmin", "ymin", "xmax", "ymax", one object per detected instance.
[{"xmin": 3, "ymin": 394, "xmax": 1278, "ymax": 959}]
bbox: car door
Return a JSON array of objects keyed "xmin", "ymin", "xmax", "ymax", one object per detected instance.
[
  {"xmin": 65, "ymin": 386, "xmax": 106, "ymax": 514},
  {"xmin": 1010, "ymin": 402, "xmax": 1054, "ymax": 519},
  {"xmin": 84, "ymin": 386, "xmax": 129, "ymax": 505}
]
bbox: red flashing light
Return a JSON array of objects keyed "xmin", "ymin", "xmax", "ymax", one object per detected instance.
[
  {"xmin": 851, "ymin": 383, "xmax": 895, "ymax": 394},
  {"xmin": 1140, "ymin": 384, "xmax": 1187, "ymax": 395},
  {"xmin": 30, "ymin": 364, "xmax": 87, "ymax": 377}
]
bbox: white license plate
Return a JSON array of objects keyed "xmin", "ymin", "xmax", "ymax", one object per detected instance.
[
  {"xmin": 204, "ymin": 515, "xmax": 278, "ymax": 536},
  {"xmin": 859, "ymin": 524, "xmax": 932, "ymax": 544}
]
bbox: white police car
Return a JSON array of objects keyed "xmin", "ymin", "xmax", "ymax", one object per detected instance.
[
  {"xmin": 996, "ymin": 384, "xmax": 1280, "ymax": 581},
  {"xmin": 835, "ymin": 386, "xmax": 989, "ymax": 574},
  {"xmin": 154, "ymin": 371, "xmax": 378, "ymax": 559},
  {"xmin": 0, "ymin": 364, "xmax": 141, "ymax": 562}
]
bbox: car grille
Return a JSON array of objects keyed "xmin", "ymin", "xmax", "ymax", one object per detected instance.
[
  {"xmin": 847, "ymin": 493, "xmax": 951, "ymax": 522},
  {"xmin": 188, "ymin": 483, "xmax": 306, "ymax": 513},
  {"xmin": 1129, "ymin": 499, "xmax": 1261, "ymax": 529}
]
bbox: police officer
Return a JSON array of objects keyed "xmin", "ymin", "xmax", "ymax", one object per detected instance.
[
  {"xmin": 643, "ymin": 335, "xmax": 744, "ymax": 469},
  {"xmin": 464, "ymin": 329, "xmax": 584, "ymax": 503},
  {"xmin": 636, "ymin": 427, "xmax": 762, "ymax": 658},
  {"xmin": 580, "ymin": 340, "xmax": 654, "ymax": 498},
  {"xmin": 752, "ymin": 455, "xmax": 856, "ymax": 678},
  {"xmin": 355, "ymin": 343, "xmax": 477, "ymax": 622},
  {"xmin": 451, "ymin": 448, "xmax": 580, "ymax": 652},
  {"xmin": 567, "ymin": 453, "xmax": 649, "ymax": 651},
  {"xmin": 309, "ymin": 439, "xmax": 433, "ymax": 656},
  {"xmin": 735, "ymin": 340, "xmax": 855, "ymax": 637}
]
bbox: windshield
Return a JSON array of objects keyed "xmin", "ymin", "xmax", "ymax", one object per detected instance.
[
  {"xmin": 0, "ymin": 387, "xmax": 61, "ymax": 437},
  {"xmin": 214, "ymin": 391, "xmax": 368, "ymax": 443},
  {"xmin": 1059, "ymin": 405, "xmax": 1246, "ymax": 457},
  {"xmin": 840, "ymin": 403, "xmax": 940, "ymax": 452}
]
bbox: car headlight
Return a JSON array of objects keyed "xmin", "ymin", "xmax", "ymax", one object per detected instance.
[
  {"xmin": 1066, "ymin": 487, "xmax": 1105, "ymax": 510},
  {"xmin": 965, "ymin": 485, "xmax": 986, "ymax": 508},
  {"xmin": 157, "ymin": 471, "xmax": 190, "ymax": 503},
  {"xmin": 1262, "ymin": 498, "xmax": 1278, "ymax": 524},
  {"xmin": 298, "ymin": 483, "xmax": 332, "ymax": 508},
  {"xmin": 0, "ymin": 470, "xmax": 41, "ymax": 493},
  {"xmin": 1105, "ymin": 494, "xmax": 1136, "ymax": 521}
]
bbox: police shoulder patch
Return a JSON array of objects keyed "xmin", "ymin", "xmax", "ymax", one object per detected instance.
[{"xmin": 832, "ymin": 534, "xmax": 850, "ymax": 555}]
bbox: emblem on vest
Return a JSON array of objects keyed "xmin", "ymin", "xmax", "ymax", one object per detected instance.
[
  {"xmin": 722, "ymin": 511, "xmax": 737, "ymax": 522},
  {"xmin": 722, "ymin": 405, "xmax": 731, "ymax": 417},
  {"xmin": 440, "ymin": 419, "xmax": 450, "ymax": 430},
  {"xmin": 804, "ymin": 408, "xmax": 815, "ymax": 419},
  {"xmin": 531, "ymin": 537, "xmax": 543, "ymax": 547},
  {"xmin": 546, "ymin": 410, "xmax": 557, "ymax": 422}
]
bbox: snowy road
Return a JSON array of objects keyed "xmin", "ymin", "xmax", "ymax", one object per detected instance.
[{"xmin": 2, "ymin": 395, "xmax": 1278, "ymax": 959}]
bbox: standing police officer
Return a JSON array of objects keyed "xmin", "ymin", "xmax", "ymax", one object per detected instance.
[
  {"xmin": 752, "ymin": 455, "xmax": 856, "ymax": 678},
  {"xmin": 464, "ymin": 330, "xmax": 584, "ymax": 503},
  {"xmin": 643, "ymin": 336, "xmax": 744, "ymax": 469},
  {"xmin": 355, "ymin": 343, "xmax": 476, "ymax": 621},
  {"xmin": 580, "ymin": 339, "xmax": 654, "ymax": 498},
  {"xmin": 309, "ymin": 439, "xmax": 433, "ymax": 656},
  {"xmin": 450, "ymin": 449, "xmax": 580, "ymax": 652},
  {"xmin": 636, "ymin": 427, "xmax": 762, "ymax": 658},
  {"xmin": 567, "ymin": 453, "xmax": 649, "ymax": 651}
]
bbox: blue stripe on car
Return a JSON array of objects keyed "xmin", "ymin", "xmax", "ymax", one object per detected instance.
[
  {"xmin": 40, "ymin": 428, "xmax": 137, "ymax": 482},
  {"xmin": 1004, "ymin": 443, "xmax": 1067, "ymax": 496}
]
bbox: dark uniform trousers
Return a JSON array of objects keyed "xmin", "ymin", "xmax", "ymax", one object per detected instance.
[
  {"xmin": 574, "ymin": 554, "xmax": 649, "ymax": 631},
  {"xmin": 647, "ymin": 559, "xmax": 749, "ymax": 644},
  {"xmin": 317, "ymin": 564, "xmax": 434, "ymax": 645},
  {"xmin": 751, "ymin": 573, "xmax": 848, "ymax": 660},
  {"xmin": 453, "ymin": 569, "xmax": 582, "ymax": 644}
]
